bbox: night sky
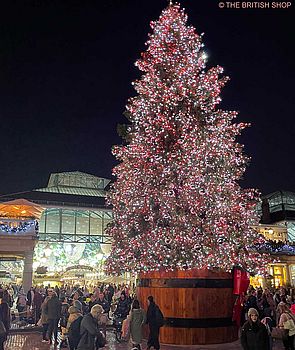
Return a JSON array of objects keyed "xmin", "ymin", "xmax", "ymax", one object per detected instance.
[{"xmin": 0, "ymin": 0, "xmax": 293, "ymax": 196}]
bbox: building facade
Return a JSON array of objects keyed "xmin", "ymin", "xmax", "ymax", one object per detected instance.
[{"xmin": 0, "ymin": 171, "xmax": 113, "ymax": 287}]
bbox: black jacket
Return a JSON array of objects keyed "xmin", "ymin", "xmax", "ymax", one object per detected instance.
[
  {"xmin": 77, "ymin": 313, "xmax": 100, "ymax": 350},
  {"xmin": 46, "ymin": 295, "xmax": 61, "ymax": 320},
  {"xmin": 241, "ymin": 320, "xmax": 270, "ymax": 350},
  {"xmin": 147, "ymin": 302, "xmax": 162, "ymax": 329},
  {"xmin": 115, "ymin": 298, "xmax": 130, "ymax": 318}
]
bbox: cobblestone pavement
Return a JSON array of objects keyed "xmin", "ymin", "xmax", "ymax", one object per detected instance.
[{"xmin": 3, "ymin": 330, "xmax": 285, "ymax": 350}]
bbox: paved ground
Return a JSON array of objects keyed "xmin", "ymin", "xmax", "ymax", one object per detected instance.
[{"xmin": 3, "ymin": 330, "xmax": 285, "ymax": 350}]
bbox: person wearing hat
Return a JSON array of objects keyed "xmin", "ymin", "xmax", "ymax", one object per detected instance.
[
  {"xmin": 67, "ymin": 304, "xmax": 83, "ymax": 350},
  {"xmin": 241, "ymin": 307, "xmax": 270, "ymax": 350}
]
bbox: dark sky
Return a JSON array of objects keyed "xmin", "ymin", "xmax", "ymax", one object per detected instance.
[{"xmin": 0, "ymin": 0, "xmax": 293, "ymax": 196}]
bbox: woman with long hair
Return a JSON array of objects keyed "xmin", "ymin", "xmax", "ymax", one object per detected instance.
[
  {"xmin": 241, "ymin": 308, "xmax": 270, "ymax": 350},
  {"xmin": 130, "ymin": 299, "xmax": 146, "ymax": 350},
  {"xmin": 278, "ymin": 303, "xmax": 295, "ymax": 350}
]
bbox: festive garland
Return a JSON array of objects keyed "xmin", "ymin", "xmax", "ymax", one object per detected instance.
[{"xmin": 0, "ymin": 221, "xmax": 37, "ymax": 233}]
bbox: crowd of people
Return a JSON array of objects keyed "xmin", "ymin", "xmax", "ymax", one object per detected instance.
[
  {"xmin": 3, "ymin": 281, "xmax": 295, "ymax": 350},
  {"xmin": 0, "ymin": 283, "xmax": 164, "ymax": 350},
  {"xmin": 240, "ymin": 285, "xmax": 295, "ymax": 350}
]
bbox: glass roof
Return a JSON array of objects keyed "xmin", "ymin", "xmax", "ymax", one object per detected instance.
[
  {"xmin": 34, "ymin": 171, "xmax": 110, "ymax": 197},
  {"xmin": 262, "ymin": 190, "xmax": 295, "ymax": 213}
]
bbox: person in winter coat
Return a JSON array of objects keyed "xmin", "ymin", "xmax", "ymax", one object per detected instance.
[
  {"xmin": 245, "ymin": 290, "xmax": 259, "ymax": 318},
  {"xmin": 278, "ymin": 303, "xmax": 295, "ymax": 350},
  {"xmin": 67, "ymin": 305, "xmax": 83, "ymax": 350},
  {"xmin": 0, "ymin": 304, "xmax": 8, "ymax": 350},
  {"xmin": 114, "ymin": 292, "xmax": 130, "ymax": 319},
  {"xmin": 96, "ymin": 292, "xmax": 110, "ymax": 315},
  {"xmin": 130, "ymin": 299, "xmax": 146, "ymax": 350},
  {"xmin": 77, "ymin": 304, "xmax": 105, "ymax": 350},
  {"xmin": 60, "ymin": 297, "xmax": 70, "ymax": 348},
  {"xmin": 33, "ymin": 288, "xmax": 43, "ymax": 325},
  {"xmin": 0, "ymin": 295, "xmax": 10, "ymax": 332},
  {"xmin": 241, "ymin": 307, "xmax": 270, "ymax": 350},
  {"xmin": 16, "ymin": 291, "xmax": 27, "ymax": 321},
  {"xmin": 45, "ymin": 290, "xmax": 61, "ymax": 345},
  {"xmin": 40, "ymin": 296, "xmax": 50, "ymax": 343},
  {"xmin": 146, "ymin": 296, "xmax": 163, "ymax": 350},
  {"xmin": 67, "ymin": 301, "xmax": 83, "ymax": 330}
]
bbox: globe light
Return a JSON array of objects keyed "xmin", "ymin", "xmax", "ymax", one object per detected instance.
[
  {"xmin": 79, "ymin": 259, "xmax": 86, "ymax": 265},
  {"xmin": 44, "ymin": 245, "xmax": 52, "ymax": 257},
  {"xmin": 96, "ymin": 253, "xmax": 104, "ymax": 261}
]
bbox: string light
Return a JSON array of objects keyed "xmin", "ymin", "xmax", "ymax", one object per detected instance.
[{"xmin": 105, "ymin": 3, "xmax": 271, "ymax": 276}]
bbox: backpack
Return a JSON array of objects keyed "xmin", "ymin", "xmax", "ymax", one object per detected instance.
[
  {"xmin": 155, "ymin": 306, "xmax": 164, "ymax": 327},
  {"xmin": 68, "ymin": 316, "xmax": 83, "ymax": 348}
]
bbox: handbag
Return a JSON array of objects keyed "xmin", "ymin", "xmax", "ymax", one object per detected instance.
[
  {"xmin": 95, "ymin": 331, "xmax": 106, "ymax": 349},
  {"xmin": 271, "ymin": 327, "xmax": 288, "ymax": 339}
]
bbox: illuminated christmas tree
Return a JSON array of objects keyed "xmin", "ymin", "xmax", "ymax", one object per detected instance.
[{"xmin": 106, "ymin": 3, "xmax": 269, "ymax": 275}]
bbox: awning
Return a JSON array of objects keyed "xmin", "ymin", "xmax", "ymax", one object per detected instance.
[{"xmin": 0, "ymin": 199, "xmax": 44, "ymax": 219}]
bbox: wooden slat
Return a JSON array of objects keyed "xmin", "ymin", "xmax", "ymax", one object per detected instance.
[{"xmin": 137, "ymin": 269, "xmax": 238, "ymax": 345}]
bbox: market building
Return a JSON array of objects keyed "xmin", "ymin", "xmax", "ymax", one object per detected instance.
[
  {"xmin": 1, "ymin": 174, "xmax": 295, "ymax": 290},
  {"xmin": 254, "ymin": 190, "xmax": 295, "ymax": 287},
  {"xmin": 0, "ymin": 171, "xmax": 113, "ymax": 290}
]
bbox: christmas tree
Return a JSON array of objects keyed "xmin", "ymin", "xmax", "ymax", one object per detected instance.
[{"xmin": 106, "ymin": 3, "xmax": 270, "ymax": 275}]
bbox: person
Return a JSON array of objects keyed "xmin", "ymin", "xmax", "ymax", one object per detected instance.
[
  {"xmin": 114, "ymin": 292, "xmax": 130, "ymax": 319},
  {"xmin": 67, "ymin": 304, "xmax": 83, "ymax": 350},
  {"xmin": 40, "ymin": 296, "xmax": 50, "ymax": 343},
  {"xmin": 60, "ymin": 296, "xmax": 70, "ymax": 348},
  {"xmin": 45, "ymin": 290, "xmax": 61, "ymax": 345},
  {"xmin": 241, "ymin": 308, "xmax": 270, "ymax": 350},
  {"xmin": 77, "ymin": 304, "xmax": 106, "ymax": 350},
  {"xmin": 94, "ymin": 304, "xmax": 108, "ymax": 339},
  {"xmin": 26, "ymin": 286, "xmax": 35, "ymax": 309},
  {"xmin": 130, "ymin": 299, "xmax": 146, "ymax": 350},
  {"xmin": 0, "ymin": 304, "xmax": 8, "ymax": 350},
  {"xmin": 33, "ymin": 287, "xmax": 43, "ymax": 325},
  {"xmin": 278, "ymin": 303, "xmax": 295, "ymax": 350},
  {"xmin": 245, "ymin": 290, "xmax": 259, "ymax": 318},
  {"xmin": 96, "ymin": 292, "xmax": 110, "ymax": 315},
  {"xmin": 261, "ymin": 307, "xmax": 274, "ymax": 350},
  {"xmin": 107, "ymin": 284, "xmax": 114, "ymax": 305},
  {"xmin": 16, "ymin": 291, "xmax": 27, "ymax": 320},
  {"xmin": 0, "ymin": 294, "xmax": 11, "ymax": 332},
  {"xmin": 146, "ymin": 296, "xmax": 163, "ymax": 350}
]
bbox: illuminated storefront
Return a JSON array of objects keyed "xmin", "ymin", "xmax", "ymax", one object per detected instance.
[{"xmin": 0, "ymin": 172, "xmax": 113, "ymax": 284}]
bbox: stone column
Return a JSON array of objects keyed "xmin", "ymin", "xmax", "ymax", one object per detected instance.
[{"xmin": 23, "ymin": 251, "xmax": 34, "ymax": 293}]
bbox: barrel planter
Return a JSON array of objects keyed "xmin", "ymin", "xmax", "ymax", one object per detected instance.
[{"xmin": 136, "ymin": 269, "xmax": 238, "ymax": 345}]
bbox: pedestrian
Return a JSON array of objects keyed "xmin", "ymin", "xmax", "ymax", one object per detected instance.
[
  {"xmin": 26, "ymin": 286, "xmax": 35, "ymax": 309},
  {"xmin": 0, "ymin": 304, "xmax": 8, "ymax": 350},
  {"xmin": 33, "ymin": 287, "xmax": 43, "ymax": 325},
  {"xmin": 114, "ymin": 292, "xmax": 130, "ymax": 319},
  {"xmin": 96, "ymin": 292, "xmax": 110, "ymax": 316},
  {"xmin": 45, "ymin": 290, "xmax": 61, "ymax": 345},
  {"xmin": 67, "ymin": 304, "xmax": 83, "ymax": 350},
  {"xmin": 241, "ymin": 307, "xmax": 270, "ymax": 350},
  {"xmin": 0, "ymin": 293, "xmax": 11, "ymax": 332},
  {"xmin": 146, "ymin": 296, "xmax": 164, "ymax": 350},
  {"xmin": 130, "ymin": 299, "xmax": 146, "ymax": 350},
  {"xmin": 77, "ymin": 304, "xmax": 106, "ymax": 350},
  {"xmin": 277, "ymin": 303, "xmax": 295, "ymax": 350},
  {"xmin": 60, "ymin": 296, "xmax": 70, "ymax": 348},
  {"xmin": 40, "ymin": 296, "xmax": 50, "ymax": 343}
]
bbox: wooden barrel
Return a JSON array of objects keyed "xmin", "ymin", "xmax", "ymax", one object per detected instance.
[{"xmin": 136, "ymin": 269, "xmax": 238, "ymax": 345}]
